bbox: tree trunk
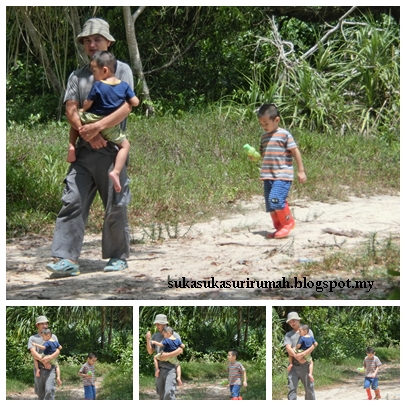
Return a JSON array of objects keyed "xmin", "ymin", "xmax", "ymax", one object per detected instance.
[
  {"xmin": 101, "ymin": 307, "xmax": 106, "ymax": 349},
  {"xmin": 122, "ymin": 6, "xmax": 154, "ymax": 115},
  {"xmin": 236, "ymin": 307, "xmax": 242, "ymax": 346},
  {"xmin": 244, "ymin": 307, "xmax": 250, "ymax": 343},
  {"xmin": 108, "ymin": 307, "xmax": 113, "ymax": 346},
  {"xmin": 66, "ymin": 6, "xmax": 89, "ymax": 67}
]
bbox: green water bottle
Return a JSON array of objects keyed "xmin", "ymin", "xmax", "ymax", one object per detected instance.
[{"xmin": 243, "ymin": 144, "xmax": 261, "ymax": 161}]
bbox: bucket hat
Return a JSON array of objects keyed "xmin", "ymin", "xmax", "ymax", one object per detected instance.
[
  {"xmin": 35, "ymin": 315, "xmax": 49, "ymax": 325},
  {"xmin": 153, "ymin": 314, "xmax": 168, "ymax": 324},
  {"xmin": 77, "ymin": 18, "xmax": 115, "ymax": 44},
  {"xmin": 286, "ymin": 312, "xmax": 301, "ymax": 323}
]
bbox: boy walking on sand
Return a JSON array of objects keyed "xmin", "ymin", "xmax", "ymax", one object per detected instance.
[
  {"xmin": 78, "ymin": 353, "xmax": 98, "ymax": 400},
  {"xmin": 227, "ymin": 351, "xmax": 247, "ymax": 400},
  {"xmin": 363, "ymin": 346, "xmax": 382, "ymax": 400},
  {"xmin": 252, "ymin": 103, "xmax": 306, "ymax": 239}
]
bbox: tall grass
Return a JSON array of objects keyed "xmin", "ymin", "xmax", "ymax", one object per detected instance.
[
  {"xmin": 223, "ymin": 14, "xmax": 399, "ymax": 138},
  {"xmin": 6, "ymin": 110, "xmax": 399, "ymax": 238}
]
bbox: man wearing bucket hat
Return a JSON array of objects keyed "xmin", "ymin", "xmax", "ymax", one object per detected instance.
[
  {"xmin": 146, "ymin": 314, "xmax": 184, "ymax": 400},
  {"xmin": 27, "ymin": 316, "xmax": 61, "ymax": 399},
  {"xmin": 46, "ymin": 18, "xmax": 134, "ymax": 277},
  {"xmin": 283, "ymin": 311, "xmax": 316, "ymax": 400}
]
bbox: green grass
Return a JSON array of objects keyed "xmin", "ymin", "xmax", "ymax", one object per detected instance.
[
  {"xmin": 6, "ymin": 110, "xmax": 399, "ymax": 238},
  {"xmin": 272, "ymin": 346, "xmax": 400, "ymax": 400},
  {"xmin": 6, "ymin": 378, "xmax": 30, "ymax": 394}
]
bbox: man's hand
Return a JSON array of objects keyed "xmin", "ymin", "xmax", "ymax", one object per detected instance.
[
  {"xmin": 146, "ymin": 331, "xmax": 151, "ymax": 340},
  {"xmin": 87, "ymin": 134, "xmax": 107, "ymax": 149},
  {"xmin": 78, "ymin": 122, "xmax": 103, "ymax": 142},
  {"xmin": 294, "ymin": 353, "xmax": 307, "ymax": 364}
]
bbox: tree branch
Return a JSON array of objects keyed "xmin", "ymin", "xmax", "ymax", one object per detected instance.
[
  {"xmin": 300, "ymin": 6, "xmax": 358, "ymax": 61},
  {"xmin": 132, "ymin": 6, "xmax": 146, "ymax": 24},
  {"xmin": 144, "ymin": 35, "xmax": 202, "ymax": 75}
]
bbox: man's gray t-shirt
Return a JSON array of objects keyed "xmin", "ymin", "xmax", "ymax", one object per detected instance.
[
  {"xmin": 28, "ymin": 333, "xmax": 59, "ymax": 368},
  {"xmin": 151, "ymin": 331, "xmax": 181, "ymax": 370},
  {"xmin": 284, "ymin": 328, "xmax": 313, "ymax": 365},
  {"xmin": 64, "ymin": 61, "xmax": 134, "ymax": 108},
  {"xmin": 64, "ymin": 60, "xmax": 133, "ymax": 150}
]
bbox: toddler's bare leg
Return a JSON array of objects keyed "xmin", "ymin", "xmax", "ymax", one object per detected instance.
[
  {"xmin": 34, "ymin": 359, "xmax": 40, "ymax": 377},
  {"xmin": 176, "ymin": 364, "xmax": 183, "ymax": 385},
  {"xmin": 109, "ymin": 139, "xmax": 130, "ymax": 192},
  {"xmin": 67, "ymin": 127, "xmax": 79, "ymax": 163},
  {"xmin": 154, "ymin": 356, "xmax": 160, "ymax": 378},
  {"xmin": 308, "ymin": 361, "xmax": 314, "ymax": 382}
]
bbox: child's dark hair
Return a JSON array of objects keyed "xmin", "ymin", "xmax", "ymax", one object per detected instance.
[
  {"xmin": 41, "ymin": 328, "xmax": 52, "ymax": 336},
  {"xmin": 256, "ymin": 103, "xmax": 280, "ymax": 120},
  {"xmin": 87, "ymin": 352, "xmax": 98, "ymax": 359},
  {"xmin": 299, "ymin": 324, "xmax": 309, "ymax": 333},
  {"xmin": 163, "ymin": 326, "xmax": 173, "ymax": 334},
  {"xmin": 366, "ymin": 346, "xmax": 375, "ymax": 354},
  {"xmin": 229, "ymin": 350, "xmax": 238, "ymax": 358},
  {"xmin": 91, "ymin": 51, "xmax": 117, "ymax": 73}
]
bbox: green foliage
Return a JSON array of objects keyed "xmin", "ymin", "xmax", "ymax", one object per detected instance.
[
  {"xmin": 272, "ymin": 306, "xmax": 400, "ymax": 367},
  {"xmin": 6, "ymin": 60, "xmax": 61, "ymax": 123},
  {"xmin": 227, "ymin": 13, "xmax": 400, "ymax": 136},
  {"xmin": 6, "ymin": 330, "xmax": 33, "ymax": 380},
  {"xmin": 7, "ymin": 7, "xmax": 398, "ymax": 128}
]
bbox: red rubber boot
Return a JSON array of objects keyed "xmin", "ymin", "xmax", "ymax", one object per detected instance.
[
  {"xmin": 266, "ymin": 211, "xmax": 281, "ymax": 238},
  {"xmin": 366, "ymin": 388, "xmax": 372, "ymax": 400},
  {"xmin": 274, "ymin": 202, "xmax": 295, "ymax": 239}
]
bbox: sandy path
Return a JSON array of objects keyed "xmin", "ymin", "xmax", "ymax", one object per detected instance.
[{"xmin": 6, "ymin": 194, "xmax": 399, "ymax": 300}]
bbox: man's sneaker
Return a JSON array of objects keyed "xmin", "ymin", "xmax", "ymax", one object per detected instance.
[
  {"xmin": 46, "ymin": 259, "xmax": 80, "ymax": 277},
  {"xmin": 104, "ymin": 258, "xmax": 128, "ymax": 272}
]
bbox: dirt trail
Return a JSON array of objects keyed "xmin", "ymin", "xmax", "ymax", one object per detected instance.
[
  {"xmin": 6, "ymin": 194, "xmax": 399, "ymax": 300},
  {"xmin": 140, "ymin": 381, "xmax": 231, "ymax": 400},
  {"xmin": 295, "ymin": 377, "xmax": 400, "ymax": 401},
  {"xmin": 7, "ymin": 382, "xmax": 93, "ymax": 400}
]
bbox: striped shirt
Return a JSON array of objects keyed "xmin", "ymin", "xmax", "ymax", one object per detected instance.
[
  {"xmin": 79, "ymin": 362, "xmax": 96, "ymax": 387},
  {"xmin": 228, "ymin": 361, "xmax": 245, "ymax": 385},
  {"xmin": 259, "ymin": 128, "xmax": 297, "ymax": 181},
  {"xmin": 364, "ymin": 355, "xmax": 382, "ymax": 377}
]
